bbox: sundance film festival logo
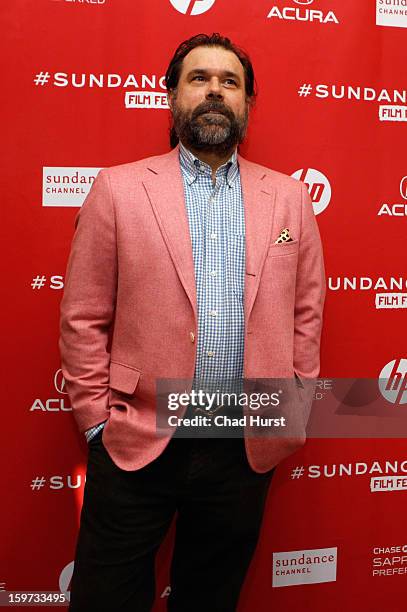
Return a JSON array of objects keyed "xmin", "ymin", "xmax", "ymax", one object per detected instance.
[
  {"xmin": 291, "ymin": 461, "xmax": 407, "ymax": 494},
  {"xmin": 267, "ymin": 0, "xmax": 339, "ymax": 24},
  {"xmin": 30, "ymin": 474, "xmax": 85, "ymax": 490},
  {"xmin": 379, "ymin": 359, "xmax": 407, "ymax": 405},
  {"xmin": 379, "ymin": 105, "xmax": 407, "ymax": 122},
  {"xmin": 376, "ymin": 0, "xmax": 407, "ymax": 28},
  {"xmin": 42, "ymin": 167, "xmax": 102, "ymax": 207},
  {"xmin": 169, "ymin": 0, "xmax": 216, "ymax": 15},
  {"xmin": 297, "ymin": 82, "xmax": 407, "ymax": 123},
  {"xmin": 378, "ymin": 176, "xmax": 407, "ymax": 217},
  {"xmin": 291, "ymin": 168, "xmax": 331, "ymax": 215},
  {"xmin": 125, "ymin": 91, "xmax": 169, "ymax": 109},
  {"xmin": 33, "ymin": 71, "xmax": 167, "ymax": 110},
  {"xmin": 273, "ymin": 547, "xmax": 337, "ymax": 587},
  {"xmin": 371, "ymin": 476, "xmax": 407, "ymax": 493},
  {"xmin": 293, "ymin": 460, "xmax": 407, "ymax": 480},
  {"xmin": 329, "ymin": 276, "xmax": 407, "ymax": 310}
]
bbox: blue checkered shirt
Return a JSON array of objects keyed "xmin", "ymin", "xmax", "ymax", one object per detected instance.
[{"xmin": 84, "ymin": 143, "xmax": 245, "ymax": 442}]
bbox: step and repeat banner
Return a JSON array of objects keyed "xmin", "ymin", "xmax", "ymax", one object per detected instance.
[{"xmin": 2, "ymin": 1, "xmax": 406, "ymax": 610}]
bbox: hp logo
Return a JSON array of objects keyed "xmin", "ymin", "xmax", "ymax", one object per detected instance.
[{"xmin": 169, "ymin": 0, "xmax": 216, "ymax": 15}]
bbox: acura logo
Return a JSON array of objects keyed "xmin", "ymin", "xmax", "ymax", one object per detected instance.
[
  {"xmin": 54, "ymin": 369, "xmax": 67, "ymax": 394},
  {"xmin": 400, "ymin": 176, "xmax": 407, "ymax": 200},
  {"xmin": 293, "ymin": 0, "xmax": 314, "ymax": 4}
]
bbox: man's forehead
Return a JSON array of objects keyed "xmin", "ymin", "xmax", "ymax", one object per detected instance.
[{"xmin": 181, "ymin": 46, "xmax": 244, "ymax": 78}]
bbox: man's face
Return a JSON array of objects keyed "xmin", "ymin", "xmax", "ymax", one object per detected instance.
[{"xmin": 169, "ymin": 45, "xmax": 250, "ymax": 154}]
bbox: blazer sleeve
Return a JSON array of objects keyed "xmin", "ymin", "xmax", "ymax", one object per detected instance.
[
  {"xmin": 293, "ymin": 182, "xmax": 326, "ymax": 401},
  {"xmin": 59, "ymin": 169, "xmax": 117, "ymax": 434}
]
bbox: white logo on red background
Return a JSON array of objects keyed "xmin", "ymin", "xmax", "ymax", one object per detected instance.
[
  {"xmin": 378, "ymin": 176, "xmax": 407, "ymax": 217},
  {"xmin": 267, "ymin": 0, "xmax": 339, "ymax": 24},
  {"xmin": 54, "ymin": 369, "xmax": 67, "ymax": 394},
  {"xmin": 51, "ymin": 0, "xmax": 106, "ymax": 4},
  {"xmin": 59, "ymin": 561, "xmax": 74, "ymax": 603},
  {"xmin": 299, "ymin": 83, "xmax": 407, "ymax": 124},
  {"xmin": 170, "ymin": 0, "xmax": 215, "ymax": 15},
  {"xmin": 33, "ymin": 72, "xmax": 168, "ymax": 109},
  {"xmin": 328, "ymin": 276, "xmax": 407, "ymax": 310},
  {"xmin": 30, "ymin": 370, "xmax": 71, "ymax": 412},
  {"xmin": 291, "ymin": 168, "xmax": 331, "ymax": 215},
  {"xmin": 373, "ymin": 544, "xmax": 407, "ymax": 577},
  {"xmin": 379, "ymin": 359, "xmax": 407, "ymax": 405}
]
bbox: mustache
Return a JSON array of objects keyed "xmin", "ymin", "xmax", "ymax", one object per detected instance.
[{"xmin": 191, "ymin": 101, "xmax": 235, "ymax": 122}]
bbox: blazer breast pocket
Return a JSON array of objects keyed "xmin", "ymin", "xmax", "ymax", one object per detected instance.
[{"xmin": 267, "ymin": 239, "xmax": 299, "ymax": 257}]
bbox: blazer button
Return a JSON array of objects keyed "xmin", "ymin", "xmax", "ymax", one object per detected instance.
[{"xmin": 190, "ymin": 332, "xmax": 195, "ymax": 343}]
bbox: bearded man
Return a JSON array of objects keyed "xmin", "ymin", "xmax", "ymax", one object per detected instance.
[{"xmin": 60, "ymin": 33, "xmax": 326, "ymax": 612}]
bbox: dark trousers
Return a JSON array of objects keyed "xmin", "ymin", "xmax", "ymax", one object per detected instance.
[{"xmin": 69, "ymin": 430, "xmax": 274, "ymax": 612}]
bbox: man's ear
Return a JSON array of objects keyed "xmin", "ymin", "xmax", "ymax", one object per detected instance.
[
  {"xmin": 167, "ymin": 90, "xmax": 175, "ymax": 111},
  {"xmin": 246, "ymin": 94, "xmax": 255, "ymax": 111}
]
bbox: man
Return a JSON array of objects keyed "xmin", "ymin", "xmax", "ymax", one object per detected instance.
[{"xmin": 60, "ymin": 33, "xmax": 326, "ymax": 612}]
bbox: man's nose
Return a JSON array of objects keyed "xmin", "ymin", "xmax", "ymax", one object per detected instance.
[{"xmin": 206, "ymin": 78, "xmax": 223, "ymax": 100}]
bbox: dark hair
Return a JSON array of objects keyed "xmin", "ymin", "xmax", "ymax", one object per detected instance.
[{"xmin": 165, "ymin": 33, "xmax": 257, "ymax": 148}]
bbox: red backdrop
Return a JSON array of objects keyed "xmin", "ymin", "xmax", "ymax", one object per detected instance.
[{"xmin": 3, "ymin": 1, "xmax": 407, "ymax": 610}]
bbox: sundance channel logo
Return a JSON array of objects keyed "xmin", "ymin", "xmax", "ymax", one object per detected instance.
[
  {"xmin": 273, "ymin": 547, "xmax": 337, "ymax": 587},
  {"xmin": 50, "ymin": 0, "xmax": 106, "ymax": 4},
  {"xmin": 42, "ymin": 167, "xmax": 102, "ymax": 207},
  {"xmin": 376, "ymin": 0, "xmax": 407, "ymax": 28}
]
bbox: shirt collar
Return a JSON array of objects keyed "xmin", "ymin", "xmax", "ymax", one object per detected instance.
[{"xmin": 179, "ymin": 142, "xmax": 239, "ymax": 187}]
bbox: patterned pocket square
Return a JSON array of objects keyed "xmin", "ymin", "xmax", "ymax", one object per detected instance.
[{"xmin": 274, "ymin": 228, "xmax": 294, "ymax": 244}]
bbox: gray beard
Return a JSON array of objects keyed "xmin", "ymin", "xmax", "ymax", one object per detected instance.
[{"xmin": 192, "ymin": 113, "xmax": 233, "ymax": 145}]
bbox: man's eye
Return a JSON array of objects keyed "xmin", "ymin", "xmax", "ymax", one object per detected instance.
[
  {"xmin": 225, "ymin": 79, "xmax": 237, "ymax": 86},
  {"xmin": 192, "ymin": 75, "xmax": 205, "ymax": 81}
]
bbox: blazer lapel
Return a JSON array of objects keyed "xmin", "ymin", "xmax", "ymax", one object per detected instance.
[
  {"xmin": 141, "ymin": 148, "xmax": 276, "ymax": 328},
  {"xmin": 142, "ymin": 147, "xmax": 198, "ymax": 321},
  {"xmin": 239, "ymin": 155, "xmax": 276, "ymax": 324}
]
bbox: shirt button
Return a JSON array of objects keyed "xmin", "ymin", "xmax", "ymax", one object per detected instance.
[
  {"xmin": 209, "ymin": 310, "xmax": 217, "ymax": 317},
  {"xmin": 210, "ymin": 270, "xmax": 217, "ymax": 277},
  {"xmin": 190, "ymin": 332, "xmax": 195, "ymax": 343},
  {"xmin": 207, "ymin": 350, "xmax": 215, "ymax": 357},
  {"xmin": 210, "ymin": 233, "xmax": 217, "ymax": 240}
]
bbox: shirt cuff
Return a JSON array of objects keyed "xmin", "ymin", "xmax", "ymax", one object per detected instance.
[{"xmin": 84, "ymin": 421, "xmax": 107, "ymax": 442}]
